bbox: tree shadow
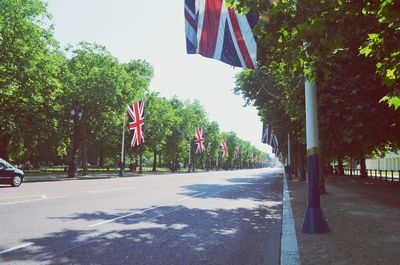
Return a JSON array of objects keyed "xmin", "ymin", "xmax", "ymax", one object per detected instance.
[{"xmin": 1, "ymin": 203, "xmax": 282, "ymax": 265}]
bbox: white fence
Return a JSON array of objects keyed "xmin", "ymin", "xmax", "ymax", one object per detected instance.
[{"xmin": 366, "ymin": 157, "xmax": 400, "ymax": 171}]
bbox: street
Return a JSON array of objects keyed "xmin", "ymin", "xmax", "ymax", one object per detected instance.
[{"xmin": 0, "ymin": 168, "xmax": 283, "ymax": 265}]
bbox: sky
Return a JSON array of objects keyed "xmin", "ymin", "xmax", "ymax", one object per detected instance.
[{"xmin": 46, "ymin": 0, "xmax": 272, "ymax": 154}]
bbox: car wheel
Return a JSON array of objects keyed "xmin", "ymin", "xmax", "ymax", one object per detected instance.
[{"xmin": 11, "ymin": 175, "xmax": 23, "ymax": 187}]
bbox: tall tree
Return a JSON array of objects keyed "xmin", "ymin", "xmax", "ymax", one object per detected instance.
[{"xmin": 0, "ymin": 0, "xmax": 63, "ymax": 162}]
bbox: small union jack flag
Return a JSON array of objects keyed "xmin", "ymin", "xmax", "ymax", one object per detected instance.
[
  {"xmin": 194, "ymin": 127, "xmax": 205, "ymax": 154},
  {"xmin": 127, "ymin": 99, "xmax": 145, "ymax": 148},
  {"xmin": 271, "ymin": 134, "xmax": 279, "ymax": 155},
  {"xmin": 262, "ymin": 124, "xmax": 272, "ymax": 144},
  {"xmin": 220, "ymin": 140, "xmax": 227, "ymax": 158}
]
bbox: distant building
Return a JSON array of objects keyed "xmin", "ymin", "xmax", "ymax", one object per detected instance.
[{"xmin": 365, "ymin": 152, "xmax": 400, "ymax": 170}]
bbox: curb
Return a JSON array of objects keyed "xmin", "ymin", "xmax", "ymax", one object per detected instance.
[{"xmin": 280, "ymin": 175, "xmax": 301, "ymax": 265}]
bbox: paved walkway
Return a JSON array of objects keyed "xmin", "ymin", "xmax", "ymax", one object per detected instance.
[{"xmin": 288, "ymin": 175, "xmax": 400, "ymax": 265}]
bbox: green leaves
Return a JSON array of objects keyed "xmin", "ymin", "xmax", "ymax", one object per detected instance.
[{"xmin": 380, "ymin": 95, "xmax": 400, "ymax": 110}]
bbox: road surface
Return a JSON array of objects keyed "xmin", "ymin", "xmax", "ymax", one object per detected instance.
[{"xmin": 0, "ymin": 168, "xmax": 283, "ymax": 265}]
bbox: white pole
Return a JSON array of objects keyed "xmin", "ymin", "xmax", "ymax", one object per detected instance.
[
  {"xmin": 288, "ymin": 133, "xmax": 291, "ymax": 165},
  {"xmin": 286, "ymin": 133, "xmax": 292, "ymax": 180},
  {"xmin": 188, "ymin": 143, "xmax": 191, "ymax": 172},
  {"xmin": 216, "ymin": 152, "xmax": 218, "ymax": 171},
  {"xmin": 302, "ymin": 63, "xmax": 329, "ymax": 233},
  {"xmin": 119, "ymin": 114, "xmax": 125, "ymax": 176}
]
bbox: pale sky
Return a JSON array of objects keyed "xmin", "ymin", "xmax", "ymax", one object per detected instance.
[{"xmin": 46, "ymin": 0, "xmax": 272, "ymax": 154}]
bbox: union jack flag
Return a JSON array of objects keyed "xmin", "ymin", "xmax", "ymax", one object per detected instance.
[
  {"xmin": 271, "ymin": 134, "xmax": 279, "ymax": 155},
  {"xmin": 194, "ymin": 127, "xmax": 205, "ymax": 154},
  {"xmin": 184, "ymin": 0, "xmax": 257, "ymax": 68},
  {"xmin": 262, "ymin": 124, "xmax": 272, "ymax": 145},
  {"xmin": 220, "ymin": 140, "xmax": 227, "ymax": 158},
  {"xmin": 127, "ymin": 99, "xmax": 145, "ymax": 148}
]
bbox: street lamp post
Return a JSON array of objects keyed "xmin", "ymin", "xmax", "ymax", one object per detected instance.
[{"xmin": 68, "ymin": 107, "xmax": 83, "ymax": 178}]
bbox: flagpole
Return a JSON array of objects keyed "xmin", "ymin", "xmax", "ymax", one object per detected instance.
[
  {"xmin": 188, "ymin": 142, "xmax": 191, "ymax": 173},
  {"xmin": 119, "ymin": 114, "xmax": 125, "ymax": 177},
  {"xmin": 301, "ymin": 62, "xmax": 329, "ymax": 234},
  {"xmin": 216, "ymin": 152, "xmax": 218, "ymax": 171},
  {"xmin": 287, "ymin": 133, "xmax": 292, "ymax": 180},
  {"xmin": 192, "ymin": 137, "xmax": 195, "ymax": 172}
]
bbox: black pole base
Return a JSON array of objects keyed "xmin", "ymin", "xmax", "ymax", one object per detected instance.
[
  {"xmin": 284, "ymin": 165, "xmax": 292, "ymax": 180},
  {"xmin": 301, "ymin": 207, "xmax": 330, "ymax": 234},
  {"xmin": 119, "ymin": 162, "xmax": 125, "ymax": 177}
]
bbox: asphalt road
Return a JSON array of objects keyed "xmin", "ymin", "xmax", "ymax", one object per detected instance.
[{"xmin": 0, "ymin": 168, "xmax": 283, "ymax": 265}]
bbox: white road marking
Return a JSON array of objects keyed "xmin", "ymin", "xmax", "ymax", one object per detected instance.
[
  {"xmin": 0, "ymin": 242, "xmax": 34, "ymax": 255},
  {"xmin": 0, "ymin": 194, "xmax": 46, "ymax": 200},
  {"xmin": 280, "ymin": 176, "xmax": 301, "ymax": 265},
  {"xmin": 89, "ymin": 192, "xmax": 207, "ymax": 228},
  {"xmin": 0, "ymin": 195, "xmax": 66, "ymax": 206},
  {"xmin": 0, "ymin": 198, "xmax": 47, "ymax": 206},
  {"xmin": 88, "ymin": 206, "xmax": 159, "ymax": 227},
  {"xmin": 84, "ymin": 186, "xmax": 135, "ymax": 194},
  {"xmin": 176, "ymin": 192, "xmax": 206, "ymax": 202}
]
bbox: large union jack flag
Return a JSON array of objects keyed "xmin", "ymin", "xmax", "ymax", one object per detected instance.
[
  {"xmin": 127, "ymin": 99, "xmax": 145, "ymax": 148},
  {"xmin": 184, "ymin": 0, "xmax": 257, "ymax": 68},
  {"xmin": 194, "ymin": 127, "xmax": 205, "ymax": 154},
  {"xmin": 220, "ymin": 140, "xmax": 227, "ymax": 158}
]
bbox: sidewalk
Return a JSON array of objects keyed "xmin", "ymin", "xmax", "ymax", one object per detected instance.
[
  {"xmin": 23, "ymin": 169, "xmax": 207, "ymax": 182},
  {"xmin": 288, "ymin": 175, "xmax": 400, "ymax": 265},
  {"xmin": 24, "ymin": 173, "xmax": 123, "ymax": 182}
]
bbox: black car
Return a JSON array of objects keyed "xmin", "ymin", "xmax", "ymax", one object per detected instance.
[{"xmin": 0, "ymin": 158, "xmax": 24, "ymax": 187}]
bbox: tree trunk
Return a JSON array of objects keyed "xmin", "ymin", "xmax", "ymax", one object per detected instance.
[
  {"xmin": 0, "ymin": 132, "xmax": 10, "ymax": 160},
  {"xmin": 206, "ymin": 151, "xmax": 209, "ymax": 171},
  {"xmin": 158, "ymin": 154, "xmax": 162, "ymax": 168},
  {"xmin": 359, "ymin": 150, "xmax": 368, "ymax": 179},
  {"xmin": 338, "ymin": 158, "xmax": 344, "ymax": 175},
  {"xmin": 139, "ymin": 153, "xmax": 143, "ymax": 174},
  {"xmin": 82, "ymin": 126, "xmax": 88, "ymax": 176},
  {"xmin": 291, "ymin": 143, "xmax": 296, "ymax": 177},
  {"xmin": 152, "ymin": 150, "xmax": 157, "ymax": 172},
  {"xmin": 299, "ymin": 143, "xmax": 306, "ymax": 181},
  {"xmin": 174, "ymin": 156, "xmax": 178, "ymax": 172},
  {"xmin": 319, "ymin": 140, "xmax": 327, "ymax": 194},
  {"xmin": 98, "ymin": 148, "xmax": 104, "ymax": 168},
  {"xmin": 350, "ymin": 159, "xmax": 353, "ymax": 176}
]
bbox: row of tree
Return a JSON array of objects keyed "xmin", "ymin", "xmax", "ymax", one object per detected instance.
[
  {"xmin": 0, "ymin": 0, "xmax": 269, "ymax": 173},
  {"xmin": 228, "ymin": 0, "xmax": 400, "ymax": 188}
]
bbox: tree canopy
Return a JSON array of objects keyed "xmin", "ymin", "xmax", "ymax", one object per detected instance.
[{"xmin": 0, "ymin": 0, "xmax": 269, "ymax": 172}]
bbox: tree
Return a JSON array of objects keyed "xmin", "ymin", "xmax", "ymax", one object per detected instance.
[
  {"xmin": 231, "ymin": 0, "xmax": 400, "ymax": 183},
  {"xmin": 204, "ymin": 121, "xmax": 221, "ymax": 170},
  {"xmin": 144, "ymin": 93, "xmax": 174, "ymax": 171},
  {"xmin": 62, "ymin": 42, "xmax": 153, "ymax": 175},
  {"xmin": 0, "ymin": 0, "xmax": 63, "ymax": 162}
]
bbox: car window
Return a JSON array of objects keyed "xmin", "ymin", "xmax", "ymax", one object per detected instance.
[{"xmin": 0, "ymin": 159, "xmax": 12, "ymax": 168}]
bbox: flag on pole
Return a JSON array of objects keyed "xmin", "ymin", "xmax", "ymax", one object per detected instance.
[
  {"xmin": 220, "ymin": 140, "xmax": 227, "ymax": 158},
  {"xmin": 194, "ymin": 127, "xmax": 205, "ymax": 154},
  {"xmin": 127, "ymin": 99, "xmax": 145, "ymax": 148},
  {"xmin": 271, "ymin": 134, "xmax": 279, "ymax": 155},
  {"xmin": 184, "ymin": 0, "xmax": 257, "ymax": 68},
  {"xmin": 261, "ymin": 124, "xmax": 272, "ymax": 144}
]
